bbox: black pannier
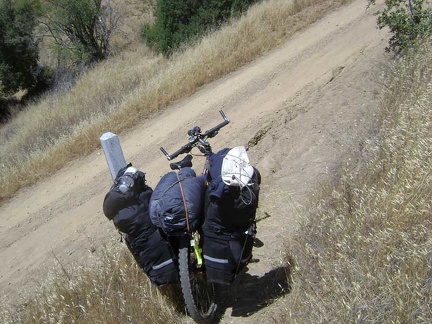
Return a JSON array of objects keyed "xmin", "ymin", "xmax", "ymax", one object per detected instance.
[
  {"xmin": 149, "ymin": 167, "xmax": 205, "ymax": 236},
  {"xmin": 103, "ymin": 165, "xmax": 179, "ymax": 286},
  {"xmin": 201, "ymin": 148, "xmax": 261, "ymax": 284},
  {"xmin": 201, "ymin": 227, "xmax": 255, "ymax": 285},
  {"xmin": 204, "ymin": 178, "xmax": 260, "ymax": 233},
  {"xmin": 124, "ymin": 230, "xmax": 178, "ymax": 286}
]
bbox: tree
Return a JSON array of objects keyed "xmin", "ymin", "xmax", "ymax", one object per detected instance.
[
  {"xmin": 40, "ymin": 0, "xmax": 121, "ymax": 65},
  {"xmin": 0, "ymin": 0, "xmax": 40, "ymax": 96},
  {"xmin": 0, "ymin": 0, "xmax": 52, "ymax": 122},
  {"xmin": 368, "ymin": 0, "xmax": 432, "ymax": 54},
  {"xmin": 143, "ymin": 0, "xmax": 257, "ymax": 55}
]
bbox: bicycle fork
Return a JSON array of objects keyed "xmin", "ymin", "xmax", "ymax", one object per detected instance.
[{"xmin": 190, "ymin": 231, "xmax": 203, "ymax": 267}]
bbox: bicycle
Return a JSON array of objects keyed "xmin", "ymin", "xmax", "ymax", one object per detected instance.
[{"xmin": 159, "ymin": 111, "xmax": 230, "ymax": 323}]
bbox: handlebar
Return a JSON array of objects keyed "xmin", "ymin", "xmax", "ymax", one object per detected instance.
[{"xmin": 160, "ymin": 110, "xmax": 230, "ymax": 160}]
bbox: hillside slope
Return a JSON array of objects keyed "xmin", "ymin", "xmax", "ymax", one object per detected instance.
[{"xmin": 0, "ymin": 0, "xmax": 388, "ymax": 321}]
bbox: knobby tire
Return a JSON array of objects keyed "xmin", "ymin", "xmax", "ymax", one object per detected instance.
[{"xmin": 178, "ymin": 242, "xmax": 217, "ymax": 323}]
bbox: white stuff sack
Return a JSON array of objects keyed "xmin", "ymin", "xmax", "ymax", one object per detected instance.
[{"xmin": 221, "ymin": 146, "xmax": 255, "ymax": 187}]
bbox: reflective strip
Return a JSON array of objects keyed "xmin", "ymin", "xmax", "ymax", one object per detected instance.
[
  {"xmin": 152, "ymin": 258, "xmax": 174, "ymax": 270},
  {"xmin": 204, "ymin": 255, "xmax": 229, "ymax": 264}
]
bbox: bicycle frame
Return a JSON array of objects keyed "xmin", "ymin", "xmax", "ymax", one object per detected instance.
[{"xmin": 159, "ymin": 111, "xmax": 231, "ymax": 322}]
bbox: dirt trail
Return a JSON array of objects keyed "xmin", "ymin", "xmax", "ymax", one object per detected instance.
[{"xmin": 0, "ymin": 0, "xmax": 388, "ymax": 321}]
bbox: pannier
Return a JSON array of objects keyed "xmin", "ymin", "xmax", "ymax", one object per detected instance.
[
  {"xmin": 124, "ymin": 230, "xmax": 179, "ymax": 286},
  {"xmin": 202, "ymin": 147, "xmax": 261, "ymax": 284},
  {"xmin": 103, "ymin": 165, "xmax": 179, "ymax": 286},
  {"xmin": 149, "ymin": 167, "xmax": 205, "ymax": 236},
  {"xmin": 201, "ymin": 225, "xmax": 255, "ymax": 285}
]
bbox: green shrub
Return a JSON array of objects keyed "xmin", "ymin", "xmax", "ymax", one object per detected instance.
[
  {"xmin": 0, "ymin": 0, "xmax": 53, "ymax": 121},
  {"xmin": 368, "ymin": 0, "xmax": 432, "ymax": 54},
  {"xmin": 143, "ymin": 0, "xmax": 257, "ymax": 55},
  {"xmin": 0, "ymin": 0, "xmax": 40, "ymax": 96}
]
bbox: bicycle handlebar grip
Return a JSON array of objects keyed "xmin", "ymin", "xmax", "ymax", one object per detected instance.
[
  {"xmin": 160, "ymin": 147, "xmax": 172, "ymax": 160},
  {"xmin": 219, "ymin": 110, "xmax": 228, "ymax": 121},
  {"xmin": 161, "ymin": 145, "xmax": 192, "ymax": 160},
  {"xmin": 204, "ymin": 120, "xmax": 229, "ymax": 137}
]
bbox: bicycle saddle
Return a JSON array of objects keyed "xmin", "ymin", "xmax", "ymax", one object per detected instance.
[{"xmin": 170, "ymin": 154, "xmax": 193, "ymax": 170}]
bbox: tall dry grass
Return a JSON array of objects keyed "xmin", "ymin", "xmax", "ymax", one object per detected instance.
[
  {"xmin": 0, "ymin": 0, "xmax": 351, "ymax": 203},
  {"xmin": 282, "ymin": 42, "xmax": 432, "ymax": 323},
  {"xmin": 0, "ymin": 245, "xmax": 184, "ymax": 323}
]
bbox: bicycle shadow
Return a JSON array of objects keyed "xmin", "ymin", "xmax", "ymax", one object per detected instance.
[{"xmin": 215, "ymin": 263, "xmax": 293, "ymax": 319}]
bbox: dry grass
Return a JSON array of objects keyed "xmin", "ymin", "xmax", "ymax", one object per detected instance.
[
  {"xmin": 281, "ymin": 42, "xmax": 432, "ymax": 323},
  {"xmin": 2, "ymin": 1, "xmax": 431, "ymax": 323},
  {"xmin": 0, "ymin": 0, "xmax": 356, "ymax": 321},
  {"xmin": 0, "ymin": 245, "xmax": 184, "ymax": 323},
  {"xmin": 0, "ymin": 0, "xmax": 351, "ymax": 203}
]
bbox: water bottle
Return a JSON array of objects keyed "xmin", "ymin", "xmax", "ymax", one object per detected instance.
[{"xmin": 118, "ymin": 166, "xmax": 138, "ymax": 193}]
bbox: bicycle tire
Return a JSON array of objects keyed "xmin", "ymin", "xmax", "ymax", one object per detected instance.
[{"xmin": 178, "ymin": 239, "xmax": 217, "ymax": 323}]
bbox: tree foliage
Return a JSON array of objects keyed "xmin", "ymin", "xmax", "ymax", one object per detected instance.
[
  {"xmin": 143, "ymin": 0, "xmax": 257, "ymax": 55},
  {"xmin": 40, "ymin": 0, "xmax": 121, "ymax": 65},
  {"xmin": 0, "ymin": 0, "xmax": 122, "ymax": 122},
  {"xmin": 368, "ymin": 0, "xmax": 432, "ymax": 54},
  {"xmin": 0, "ymin": 0, "xmax": 40, "ymax": 95},
  {"xmin": 0, "ymin": 0, "xmax": 52, "ymax": 122}
]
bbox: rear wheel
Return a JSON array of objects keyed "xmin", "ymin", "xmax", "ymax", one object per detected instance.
[{"xmin": 178, "ymin": 238, "xmax": 217, "ymax": 323}]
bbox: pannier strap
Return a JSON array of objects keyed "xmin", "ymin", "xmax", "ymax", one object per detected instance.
[
  {"xmin": 176, "ymin": 172, "xmax": 190, "ymax": 233},
  {"xmin": 202, "ymin": 226, "xmax": 247, "ymax": 239}
]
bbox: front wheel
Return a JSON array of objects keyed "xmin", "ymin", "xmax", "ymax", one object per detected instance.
[{"xmin": 178, "ymin": 237, "xmax": 217, "ymax": 323}]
